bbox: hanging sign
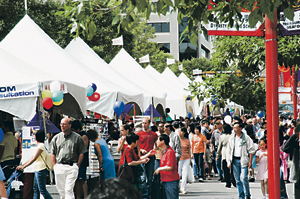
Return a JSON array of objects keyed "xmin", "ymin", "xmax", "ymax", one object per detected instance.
[
  {"xmin": 207, "ymin": 1, "xmax": 264, "ymax": 36},
  {"xmin": 279, "ymin": 4, "xmax": 300, "ymax": 36}
]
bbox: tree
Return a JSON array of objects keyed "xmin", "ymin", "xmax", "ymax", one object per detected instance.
[{"xmin": 58, "ymin": 0, "xmax": 297, "ymax": 47}]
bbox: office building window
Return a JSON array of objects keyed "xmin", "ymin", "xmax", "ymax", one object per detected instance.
[
  {"xmin": 201, "ymin": 46, "xmax": 210, "ymax": 59},
  {"xmin": 147, "ymin": 23, "xmax": 170, "ymax": 33},
  {"xmin": 159, "ymin": 43, "xmax": 170, "ymax": 53},
  {"xmin": 179, "ymin": 17, "xmax": 198, "ymax": 61}
]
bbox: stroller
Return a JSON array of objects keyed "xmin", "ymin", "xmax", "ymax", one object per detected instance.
[{"xmin": 3, "ymin": 166, "xmax": 23, "ymax": 199}]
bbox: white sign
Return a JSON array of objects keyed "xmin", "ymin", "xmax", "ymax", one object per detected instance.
[
  {"xmin": 167, "ymin": 58, "xmax": 175, "ymax": 65},
  {"xmin": 139, "ymin": 54, "xmax": 150, "ymax": 63},
  {"xmin": 178, "ymin": 64, "xmax": 183, "ymax": 71},
  {"xmin": 0, "ymin": 83, "xmax": 38, "ymax": 100},
  {"xmin": 22, "ymin": 126, "xmax": 39, "ymax": 173},
  {"xmin": 208, "ymin": 12, "xmax": 263, "ymax": 36},
  {"xmin": 112, "ymin": 35, "xmax": 123, "ymax": 46},
  {"xmin": 193, "ymin": 69, "xmax": 200, "ymax": 75},
  {"xmin": 279, "ymin": 9, "xmax": 300, "ymax": 35}
]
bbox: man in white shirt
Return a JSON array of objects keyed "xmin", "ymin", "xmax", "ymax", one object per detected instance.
[{"xmin": 226, "ymin": 122, "xmax": 255, "ymax": 199}]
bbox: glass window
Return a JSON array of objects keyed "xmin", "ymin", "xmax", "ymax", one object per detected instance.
[
  {"xmin": 201, "ymin": 46, "xmax": 210, "ymax": 59},
  {"xmin": 146, "ymin": 23, "xmax": 170, "ymax": 33},
  {"xmin": 160, "ymin": 43, "xmax": 170, "ymax": 53}
]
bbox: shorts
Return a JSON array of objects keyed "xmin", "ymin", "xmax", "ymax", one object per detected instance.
[
  {"xmin": 0, "ymin": 165, "xmax": 5, "ymax": 181},
  {"xmin": 77, "ymin": 167, "xmax": 87, "ymax": 181},
  {"xmin": 204, "ymin": 148, "xmax": 213, "ymax": 163}
]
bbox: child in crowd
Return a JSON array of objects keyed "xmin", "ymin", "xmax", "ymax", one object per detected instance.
[{"xmin": 255, "ymin": 139, "xmax": 268, "ymax": 199}]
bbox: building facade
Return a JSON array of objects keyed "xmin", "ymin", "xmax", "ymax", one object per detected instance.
[{"xmin": 147, "ymin": 9, "xmax": 214, "ymax": 61}]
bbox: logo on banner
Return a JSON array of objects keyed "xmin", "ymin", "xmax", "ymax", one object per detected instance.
[{"xmin": 0, "ymin": 85, "xmax": 37, "ymax": 99}]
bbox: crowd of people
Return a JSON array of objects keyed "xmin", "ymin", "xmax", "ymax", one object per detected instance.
[{"xmin": 1, "ymin": 113, "xmax": 300, "ymax": 199}]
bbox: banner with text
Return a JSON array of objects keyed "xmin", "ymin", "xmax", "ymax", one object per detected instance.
[
  {"xmin": 279, "ymin": 4, "xmax": 300, "ymax": 36},
  {"xmin": 278, "ymin": 64, "xmax": 292, "ymax": 93},
  {"xmin": 0, "ymin": 83, "xmax": 38, "ymax": 100},
  {"xmin": 207, "ymin": 1, "xmax": 263, "ymax": 36}
]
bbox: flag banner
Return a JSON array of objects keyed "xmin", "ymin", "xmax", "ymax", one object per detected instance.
[
  {"xmin": 167, "ymin": 58, "xmax": 175, "ymax": 65},
  {"xmin": 297, "ymin": 68, "xmax": 300, "ymax": 93},
  {"xmin": 139, "ymin": 54, "xmax": 150, "ymax": 63},
  {"xmin": 279, "ymin": 4, "xmax": 300, "ymax": 36},
  {"xmin": 193, "ymin": 69, "xmax": 200, "ymax": 75},
  {"xmin": 179, "ymin": 64, "xmax": 183, "ymax": 71},
  {"xmin": 112, "ymin": 35, "xmax": 123, "ymax": 45},
  {"xmin": 207, "ymin": 1, "xmax": 263, "ymax": 36},
  {"xmin": 278, "ymin": 64, "xmax": 292, "ymax": 93}
]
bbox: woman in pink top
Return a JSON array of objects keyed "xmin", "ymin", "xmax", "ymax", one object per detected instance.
[{"xmin": 178, "ymin": 127, "xmax": 191, "ymax": 194}]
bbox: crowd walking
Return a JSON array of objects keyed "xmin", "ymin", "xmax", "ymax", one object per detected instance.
[{"xmin": 1, "ymin": 113, "xmax": 300, "ymax": 199}]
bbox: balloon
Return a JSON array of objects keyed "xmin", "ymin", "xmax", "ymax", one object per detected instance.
[
  {"xmin": 211, "ymin": 99, "xmax": 217, "ymax": 105},
  {"xmin": 88, "ymin": 92, "xmax": 100, "ymax": 102},
  {"xmin": 187, "ymin": 112, "xmax": 192, "ymax": 118},
  {"xmin": 53, "ymin": 98, "xmax": 64, "ymax": 106},
  {"xmin": 165, "ymin": 108, "xmax": 170, "ymax": 113},
  {"xmin": 113, "ymin": 101, "xmax": 125, "ymax": 116},
  {"xmin": 52, "ymin": 90, "xmax": 64, "ymax": 102},
  {"xmin": 224, "ymin": 115, "xmax": 232, "ymax": 124},
  {"xmin": 0, "ymin": 128, "xmax": 4, "ymax": 143},
  {"xmin": 186, "ymin": 96, "xmax": 191, "ymax": 101},
  {"xmin": 257, "ymin": 110, "xmax": 264, "ymax": 118},
  {"xmin": 86, "ymin": 86, "xmax": 94, "ymax": 97},
  {"xmin": 50, "ymin": 80, "xmax": 61, "ymax": 92},
  {"xmin": 42, "ymin": 90, "xmax": 52, "ymax": 99},
  {"xmin": 42, "ymin": 97, "xmax": 53, "ymax": 109},
  {"xmin": 90, "ymin": 83, "xmax": 97, "ymax": 92}
]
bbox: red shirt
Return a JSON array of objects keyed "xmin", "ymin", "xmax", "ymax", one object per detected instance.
[
  {"xmin": 160, "ymin": 147, "xmax": 180, "ymax": 182},
  {"xmin": 137, "ymin": 130, "xmax": 158, "ymax": 152},
  {"xmin": 119, "ymin": 147, "xmax": 139, "ymax": 166}
]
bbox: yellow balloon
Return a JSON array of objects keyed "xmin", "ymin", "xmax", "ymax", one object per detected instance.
[
  {"xmin": 42, "ymin": 90, "xmax": 52, "ymax": 99},
  {"xmin": 53, "ymin": 98, "xmax": 63, "ymax": 106}
]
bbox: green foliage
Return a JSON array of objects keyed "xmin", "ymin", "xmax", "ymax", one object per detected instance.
[
  {"xmin": 57, "ymin": 0, "xmax": 298, "ymax": 47},
  {"xmin": 180, "ymin": 57, "xmax": 214, "ymax": 78}
]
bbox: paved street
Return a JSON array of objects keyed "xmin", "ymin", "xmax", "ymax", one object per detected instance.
[{"xmin": 47, "ymin": 175, "xmax": 295, "ymax": 199}]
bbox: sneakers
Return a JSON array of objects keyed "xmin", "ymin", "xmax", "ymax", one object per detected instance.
[
  {"xmin": 181, "ymin": 190, "xmax": 187, "ymax": 194},
  {"xmin": 198, "ymin": 178, "xmax": 204, "ymax": 182},
  {"xmin": 214, "ymin": 174, "xmax": 219, "ymax": 177}
]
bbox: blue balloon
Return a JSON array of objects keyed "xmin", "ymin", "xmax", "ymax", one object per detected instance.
[
  {"xmin": 52, "ymin": 90, "xmax": 64, "ymax": 102},
  {"xmin": 186, "ymin": 96, "xmax": 191, "ymax": 101},
  {"xmin": 0, "ymin": 128, "xmax": 4, "ymax": 143},
  {"xmin": 86, "ymin": 86, "xmax": 94, "ymax": 97},
  {"xmin": 113, "ymin": 101, "xmax": 125, "ymax": 116},
  {"xmin": 211, "ymin": 99, "xmax": 217, "ymax": 105},
  {"xmin": 90, "ymin": 83, "xmax": 97, "ymax": 92},
  {"xmin": 257, "ymin": 110, "xmax": 264, "ymax": 118},
  {"xmin": 187, "ymin": 112, "xmax": 192, "ymax": 118}
]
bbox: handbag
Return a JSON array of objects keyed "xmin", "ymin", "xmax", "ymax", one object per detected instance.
[
  {"xmin": 40, "ymin": 151, "xmax": 53, "ymax": 171},
  {"xmin": 118, "ymin": 148, "xmax": 134, "ymax": 183}
]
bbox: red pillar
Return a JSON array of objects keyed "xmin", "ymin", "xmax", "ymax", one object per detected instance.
[
  {"xmin": 292, "ymin": 65, "xmax": 297, "ymax": 119},
  {"xmin": 265, "ymin": 12, "xmax": 280, "ymax": 199}
]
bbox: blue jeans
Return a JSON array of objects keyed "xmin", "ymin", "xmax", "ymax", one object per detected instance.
[
  {"xmin": 162, "ymin": 180, "xmax": 179, "ymax": 199},
  {"xmin": 193, "ymin": 159, "xmax": 198, "ymax": 176},
  {"xmin": 33, "ymin": 169, "xmax": 53, "ymax": 199},
  {"xmin": 141, "ymin": 156, "xmax": 155, "ymax": 199},
  {"xmin": 194, "ymin": 153, "xmax": 204, "ymax": 178},
  {"xmin": 215, "ymin": 151, "xmax": 223, "ymax": 178},
  {"xmin": 232, "ymin": 158, "xmax": 250, "ymax": 199}
]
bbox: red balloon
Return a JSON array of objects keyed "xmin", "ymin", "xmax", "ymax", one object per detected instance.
[
  {"xmin": 42, "ymin": 97, "xmax": 53, "ymax": 109},
  {"xmin": 88, "ymin": 92, "xmax": 100, "ymax": 102}
]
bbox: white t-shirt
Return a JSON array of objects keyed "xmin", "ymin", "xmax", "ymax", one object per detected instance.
[{"xmin": 34, "ymin": 143, "xmax": 47, "ymax": 171}]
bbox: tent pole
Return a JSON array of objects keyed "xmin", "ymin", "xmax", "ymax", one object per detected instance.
[{"xmin": 38, "ymin": 82, "xmax": 47, "ymax": 137}]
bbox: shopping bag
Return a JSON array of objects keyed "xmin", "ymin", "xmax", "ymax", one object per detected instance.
[{"xmin": 187, "ymin": 165, "xmax": 195, "ymax": 183}]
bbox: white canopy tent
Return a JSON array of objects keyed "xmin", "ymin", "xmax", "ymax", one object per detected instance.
[
  {"xmin": 145, "ymin": 65, "xmax": 186, "ymax": 118},
  {"xmin": 109, "ymin": 49, "xmax": 167, "ymax": 113},
  {"xmin": 0, "ymin": 48, "xmax": 86, "ymax": 120},
  {"xmin": 65, "ymin": 38, "xmax": 148, "ymax": 113},
  {"xmin": 178, "ymin": 72, "xmax": 191, "ymax": 88},
  {"xmin": 0, "ymin": 15, "xmax": 134, "ymax": 118}
]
